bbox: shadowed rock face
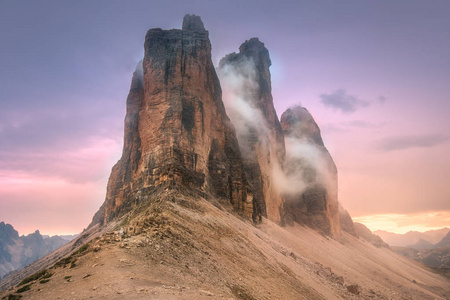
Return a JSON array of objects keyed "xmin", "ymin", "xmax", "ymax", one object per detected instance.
[
  {"xmin": 90, "ymin": 15, "xmax": 352, "ymax": 238},
  {"xmin": 339, "ymin": 205, "xmax": 359, "ymax": 237},
  {"xmin": 354, "ymin": 223, "xmax": 388, "ymax": 248},
  {"xmin": 218, "ymin": 38, "xmax": 286, "ymax": 223},
  {"xmin": 281, "ymin": 107, "xmax": 342, "ymax": 237},
  {"xmin": 94, "ymin": 15, "xmax": 251, "ymax": 224}
]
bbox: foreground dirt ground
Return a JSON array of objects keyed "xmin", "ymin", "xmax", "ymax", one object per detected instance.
[{"xmin": 1, "ymin": 191, "xmax": 449, "ymax": 299}]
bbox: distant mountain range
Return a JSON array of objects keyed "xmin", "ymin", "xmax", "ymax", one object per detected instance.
[
  {"xmin": 0, "ymin": 222, "xmax": 77, "ymax": 278},
  {"xmin": 392, "ymin": 244, "xmax": 450, "ymax": 273},
  {"xmin": 374, "ymin": 227, "xmax": 450, "ymax": 248},
  {"xmin": 372, "ymin": 227, "xmax": 450, "ymax": 274}
]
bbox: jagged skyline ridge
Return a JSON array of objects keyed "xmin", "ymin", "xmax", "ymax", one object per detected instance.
[{"xmin": 1, "ymin": 1, "xmax": 449, "ymax": 235}]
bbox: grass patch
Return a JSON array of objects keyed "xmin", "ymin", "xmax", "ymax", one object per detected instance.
[
  {"xmin": 18, "ymin": 270, "xmax": 48, "ymax": 286},
  {"xmin": 39, "ymin": 279, "xmax": 50, "ymax": 284},
  {"xmin": 1, "ymin": 294, "xmax": 22, "ymax": 300},
  {"xmin": 53, "ymin": 256, "xmax": 72, "ymax": 268},
  {"xmin": 16, "ymin": 284, "xmax": 32, "ymax": 293},
  {"xmin": 41, "ymin": 272, "xmax": 54, "ymax": 279},
  {"xmin": 73, "ymin": 244, "xmax": 89, "ymax": 255},
  {"xmin": 70, "ymin": 258, "xmax": 78, "ymax": 269},
  {"xmin": 53, "ymin": 243, "xmax": 90, "ymax": 269},
  {"xmin": 64, "ymin": 275, "xmax": 72, "ymax": 281}
]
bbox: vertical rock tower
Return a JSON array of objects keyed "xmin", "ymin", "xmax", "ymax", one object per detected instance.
[
  {"xmin": 218, "ymin": 38, "xmax": 286, "ymax": 223},
  {"xmin": 90, "ymin": 15, "xmax": 350, "ymax": 238},
  {"xmin": 96, "ymin": 15, "xmax": 252, "ymax": 224},
  {"xmin": 280, "ymin": 107, "xmax": 341, "ymax": 236}
]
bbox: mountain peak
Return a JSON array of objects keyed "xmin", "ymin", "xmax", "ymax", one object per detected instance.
[
  {"xmin": 93, "ymin": 14, "xmax": 251, "ymax": 225},
  {"xmin": 182, "ymin": 14, "xmax": 205, "ymax": 31},
  {"xmin": 238, "ymin": 38, "xmax": 271, "ymax": 65},
  {"xmin": 434, "ymin": 231, "xmax": 450, "ymax": 248},
  {"xmin": 281, "ymin": 106, "xmax": 325, "ymax": 146}
]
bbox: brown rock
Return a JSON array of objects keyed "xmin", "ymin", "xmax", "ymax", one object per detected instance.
[
  {"xmin": 280, "ymin": 106, "xmax": 341, "ymax": 237},
  {"xmin": 218, "ymin": 38, "xmax": 286, "ymax": 223},
  {"xmin": 90, "ymin": 15, "xmax": 251, "ymax": 225},
  {"xmin": 354, "ymin": 222, "xmax": 389, "ymax": 248},
  {"xmin": 347, "ymin": 284, "xmax": 360, "ymax": 295},
  {"xmin": 339, "ymin": 204, "xmax": 358, "ymax": 238}
]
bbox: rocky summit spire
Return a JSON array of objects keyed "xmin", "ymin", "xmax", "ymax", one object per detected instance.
[
  {"xmin": 182, "ymin": 14, "xmax": 205, "ymax": 31},
  {"xmin": 280, "ymin": 106, "xmax": 342, "ymax": 237},
  {"xmin": 91, "ymin": 15, "xmax": 252, "ymax": 225},
  {"xmin": 89, "ymin": 15, "xmax": 345, "ymax": 238},
  {"xmin": 218, "ymin": 38, "xmax": 286, "ymax": 223}
]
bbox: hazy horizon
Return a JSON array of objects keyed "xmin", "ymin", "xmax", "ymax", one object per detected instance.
[{"xmin": 1, "ymin": 0, "xmax": 449, "ymax": 236}]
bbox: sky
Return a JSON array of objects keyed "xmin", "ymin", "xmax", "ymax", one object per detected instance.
[{"xmin": 1, "ymin": 0, "xmax": 449, "ymax": 235}]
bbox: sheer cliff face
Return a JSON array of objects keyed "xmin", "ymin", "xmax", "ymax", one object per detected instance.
[
  {"xmin": 100, "ymin": 15, "xmax": 251, "ymax": 223},
  {"xmin": 92, "ymin": 15, "xmax": 351, "ymax": 238},
  {"xmin": 280, "ymin": 107, "xmax": 341, "ymax": 237},
  {"xmin": 218, "ymin": 38, "xmax": 286, "ymax": 223}
]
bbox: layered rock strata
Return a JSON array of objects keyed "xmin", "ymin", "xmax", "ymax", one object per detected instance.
[
  {"xmin": 218, "ymin": 38, "xmax": 286, "ymax": 223},
  {"xmin": 91, "ymin": 15, "xmax": 351, "ymax": 238},
  {"xmin": 94, "ymin": 15, "xmax": 252, "ymax": 224}
]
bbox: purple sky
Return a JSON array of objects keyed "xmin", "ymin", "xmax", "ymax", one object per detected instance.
[{"xmin": 1, "ymin": 0, "xmax": 449, "ymax": 235}]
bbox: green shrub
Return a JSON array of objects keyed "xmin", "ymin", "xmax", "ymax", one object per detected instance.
[
  {"xmin": 53, "ymin": 256, "xmax": 72, "ymax": 268},
  {"xmin": 41, "ymin": 272, "xmax": 54, "ymax": 279},
  {"xmin": 39, "ymin": 279, "xmax": 50, "ymax": 284},
  {"xmin": 73, "ymin": 244, "xmax": 89, "ymax": 255},
  {"xmin": 1, "ymin": 294, "xmax": 23, "ymax": 300},
  {"xmin": 18, "ymin": 270, "xmax": 47, "ymax": 286},
  {"xmin": 16, "ymin": 284, "xmax": 32, "ymax": 293}
]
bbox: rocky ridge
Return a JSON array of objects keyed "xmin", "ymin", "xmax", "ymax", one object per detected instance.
[
  {"xmin": 353, "ymin": 222, "xmax": 389, "ymax": 248},
  {"xmin": 97, "ymin": 14, "xmax": 252, "ymax": 225},
  {"xmin": 3, "ymin": 14, "xmax": 448, "ymax": 299},
  {"xmin": 91, "ymin": 14, "xmax": 348, "ymax": 237},
  {"xmin": 1, "ymin": 192, "xmax": 449, "ymax": 299},
  {"xmin": 0, "ymin": 222, "xmax": 70, "ymax": 278}
]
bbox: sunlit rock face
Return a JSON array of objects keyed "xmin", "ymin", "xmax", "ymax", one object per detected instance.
[
  {"xmin": 94, "ymin": 15, "xmax": 252, "ymax": 224},
  {"xmin": 218, "ymin": 38, "xmax": 286, "ymax": 223},
  {"xmin": 90, "ymin": 15, "xmax": 352, "ymax": 238},
  {"xmin": 280, "ymin": 107, "xmax": 342, "ymax": 237}
]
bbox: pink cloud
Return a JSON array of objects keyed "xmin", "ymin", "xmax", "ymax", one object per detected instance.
[{"xmin": 0, "ymin": 137, "xmax": 121, "ymax": 235}]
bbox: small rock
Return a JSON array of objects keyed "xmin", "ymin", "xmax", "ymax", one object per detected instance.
[
  {"xmin": 323, "ymin": 267, "xmax": 332, "ymax": 276},
  {"xmin": 347, "ymin": 284, "xmax": 360, "ymax": 295},
  {"xmin": 335, "ymin": 276, "xmax": 344, "ymax": 285},
  {"xmin": 200, "ymin": 290, "xmax": 214, "ymax": 296}
]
